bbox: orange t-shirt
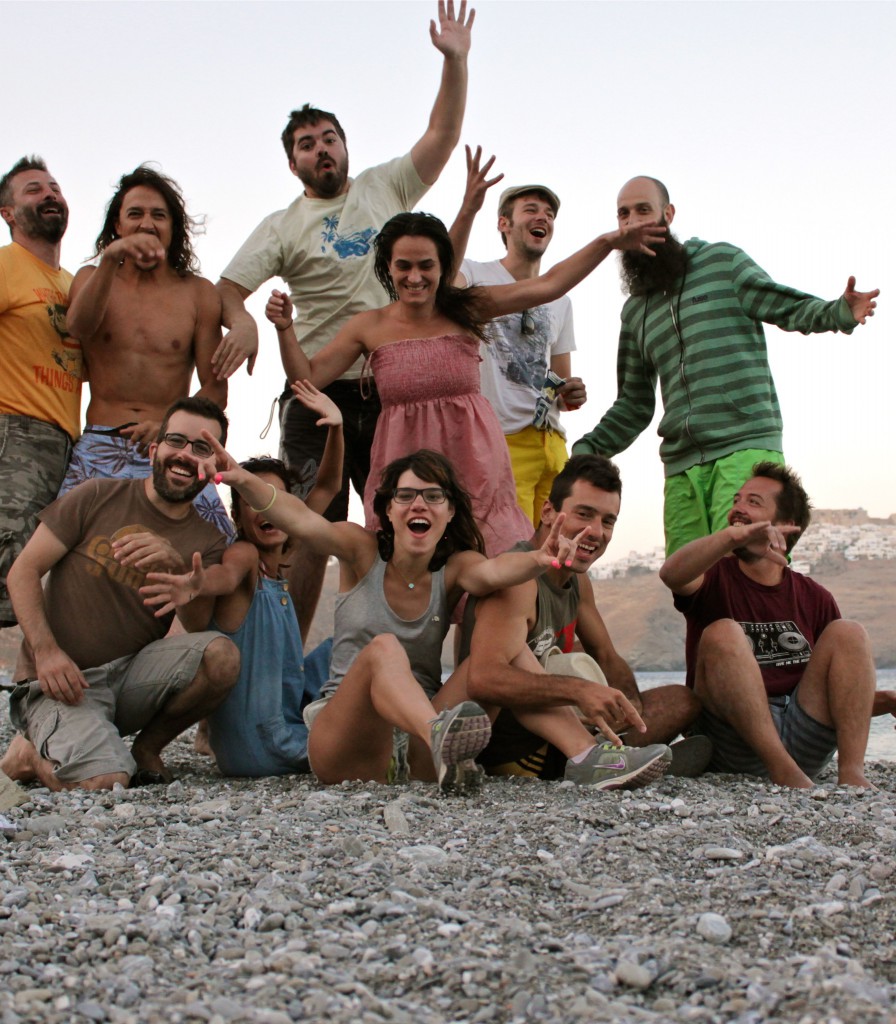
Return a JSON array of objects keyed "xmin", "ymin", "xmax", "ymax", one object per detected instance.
[{"xmin": 0, "ymin": 242, "xmax": 82, "ymax": 438}]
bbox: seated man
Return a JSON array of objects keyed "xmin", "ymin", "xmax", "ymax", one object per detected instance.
[
  {"xmin": 462, "ymin": 454, "xmax": 701, "ymax": 787},
  {"xmin": 660, "ymin": 461, "xmax": 878, "ymax": 788},
  {"xmin": 0, "ymin": 397, "xmax": 239, "ymax": 791}
]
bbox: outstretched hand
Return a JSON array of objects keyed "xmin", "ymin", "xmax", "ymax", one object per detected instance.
[
  {"xmin": 429, "ymin": 0, "xmax": 474, "ymax": 59},
  {"xmin": 535, "ymin": 513, "xmax": 592, "ymax": 569},
  {"xmin": 727, "ymin": 519, "xmax": 800, "ymax": 566},
  {"xmin": 141, "ymin": 552, "xmax": 206, "ymax": 617},
  {"xmin": 461, "ymin": 145, "xmax": 503, "ymax": 214},
  {"xmin": 291, "ymin": 379, "xmax": 343, "ymax": 428},
  {"xmin": 614, "ymin": 221, "xmax": 666, "ymax": 255},
  {"xmin": 843, "ymin": 276, "xmax": 879, "ymax": 325}
]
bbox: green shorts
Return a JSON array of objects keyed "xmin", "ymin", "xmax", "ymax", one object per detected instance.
[{"xmin": 664, "ymin": 449, "xmax": 784, "ymax": 556}]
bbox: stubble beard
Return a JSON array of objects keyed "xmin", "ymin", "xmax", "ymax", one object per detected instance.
[{"xmin": 20, "ymin": 200, "xmax": 68, "ymax": 244}]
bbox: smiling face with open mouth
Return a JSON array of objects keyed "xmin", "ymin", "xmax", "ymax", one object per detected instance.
[
  {"xmin": 386, "ymin": 470, "xmax": 454, "ymax": 553},
  {"xmin": 728, "ymin": 476, "xmax": 786, "ymax": 561},
  {"xmin": 149, "ymin": 410, "xmax": 222, "ymax": 507},
  {"xmin": 237, "ymin": 472, "xmax": 289, "ymax": 550},
  {"xmin": 548, "ymin": 479, "xmax": 621, "ymax": 573},
  {"xmin": 500, "ymin": 194, "xmax": 556, "ymax": 261}
]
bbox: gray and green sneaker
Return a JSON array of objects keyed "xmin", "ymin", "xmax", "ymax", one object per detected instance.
[
  {"xmin": 564, "ymin": 742, "xmax": 672, "ymax": 790},
  {"xmin": 430, "ymin": 701, "xmax": 491, "ymax": 795}
]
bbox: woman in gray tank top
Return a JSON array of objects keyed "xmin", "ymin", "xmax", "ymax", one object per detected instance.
[{"xmin": 213, "ymin": 439, "xmax": 576, "ymax": 793}]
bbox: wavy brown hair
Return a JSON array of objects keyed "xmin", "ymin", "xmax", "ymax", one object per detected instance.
[{"xmin": 372, "ymin": 450, "xmax": 484, "ymax": 570}]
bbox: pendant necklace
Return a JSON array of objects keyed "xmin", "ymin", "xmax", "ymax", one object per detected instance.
[{"xmin": 391, "ymin": 561, "xmax": 425, "ymax": 590}]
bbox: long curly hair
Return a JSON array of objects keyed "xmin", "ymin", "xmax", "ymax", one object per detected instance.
[
  {"xmin": 94, "ymin": 164, "xmax": 202, "ymax": 276},
  {"xmin": 373, "ymin": 212, "xmax": 488, "ymax": 342},
  {"xmin": 372, "ymin": 450, "xmax": 484, "ymax": 570}
]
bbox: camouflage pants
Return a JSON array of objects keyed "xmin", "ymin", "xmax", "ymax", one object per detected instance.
[{"xmin": 0, "ymin": 415, "xmax": 72, "ymax": 627}]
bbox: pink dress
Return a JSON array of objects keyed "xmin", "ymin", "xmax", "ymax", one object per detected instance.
[{"xmin": 363, "ymin": 334, "xmax": 531, "ymax": 557}]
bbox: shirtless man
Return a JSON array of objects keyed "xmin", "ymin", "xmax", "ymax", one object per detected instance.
[{"xmin": 60, "ymin": 166, "xmax": 230, "ymax": 534}]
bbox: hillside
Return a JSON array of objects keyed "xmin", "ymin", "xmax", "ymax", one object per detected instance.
[{"xmin": 2, "ymin": 555, "xmax": 893, "ymax": 680}]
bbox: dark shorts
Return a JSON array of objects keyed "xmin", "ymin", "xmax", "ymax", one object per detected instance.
[
  {"xmin": 0, "ymin": 415, "xmax": 72, "ymax": 626},
  {"xmin": 278, "ymin": 379, "xmax": 380, "ymax": 522},
  {"xmin": 10, "ymin": 631, "xmax": 223, "ymax": 783},
  {"xmin": 690, "ymin": 684, "xmax": 837, "ymax": 779}
]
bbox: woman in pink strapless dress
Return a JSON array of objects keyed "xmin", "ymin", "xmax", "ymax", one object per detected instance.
[{"xmin": 269, "ymin": 211, "xmax": 663, "ymax": 554}]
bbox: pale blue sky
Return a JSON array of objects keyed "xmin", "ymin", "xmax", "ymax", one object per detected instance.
[{"xmin": 4, "ymin": 0, "xmax": 892, "ymax": 559}]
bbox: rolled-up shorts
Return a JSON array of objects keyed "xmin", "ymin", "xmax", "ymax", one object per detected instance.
[
  {"xmin": 689, "ymin": 684, "xmax": 836, "ymax": 779},
  {"xmin": 9, "ymin": 631, "xmax": 225, "ymax": 783}
]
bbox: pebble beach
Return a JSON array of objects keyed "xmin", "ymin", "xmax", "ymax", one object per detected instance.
[{"xmin": 2, "ymin": 719, "xmax": 895, "ymax": 1024}]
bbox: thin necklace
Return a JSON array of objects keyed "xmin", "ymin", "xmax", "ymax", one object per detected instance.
[{"xmin": 390, "ymin": 560, "xmax": 426, "ymax": 590}]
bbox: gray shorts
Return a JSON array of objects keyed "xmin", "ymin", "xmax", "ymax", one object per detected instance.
[
  {"xmin": 0, "ymin": 415, "xmax": 72, "ymax": 626},
  {"xmin": 691, "ymin": 684, "xmax": 837, "ymax": 779},
  {"xmin": 10, "ymin": 631, "xmax": 223, "ymax": 783}
]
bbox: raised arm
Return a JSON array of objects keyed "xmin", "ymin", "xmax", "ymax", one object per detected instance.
[
  {"xmin": 410, "ymin": 0, "xmax": 475, "ymax": 185},
  {"xmin": 213, "ymin": 277, "xmax": 259, "ymax": 379},
  {"xmin": 291, "ymin": 380, "xmax": 345, "ymax": 515},
  {"xmin": 268, "ymin": 289, "xmax": 366, "ymax": 389},
  {"xmin": 659, "ymin": 521, "xmax": 799, "ymax": 595},
  {"xmin": 449, "ymin": 145, "xmax": 503, "ymax": 282},
  {"xmin": 843, "ymin": 276, "xmax": 879, "ymax": 325},
  {"xmin": 67, "ymin": 232, "xmax": 166, "ymax": 339},
  {"xmin": 202, "ymin": 433, "xmax": 372, "ymax": 569},
  {"xmin": 7, "ymin": 524, "xmax": 87, "ymax": 705},
  {"xmin": 474, "ymin": 221, "xmax": 666, "ymax": 319}
]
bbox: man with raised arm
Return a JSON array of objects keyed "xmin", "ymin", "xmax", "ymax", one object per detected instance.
[
  {"xmin": 60, "ymin": 166, "xmax": 231, "ymax": 536},
  {"xmin": 216, "ymin": 1, "xmax": 474, "ymax": 522},
  {"xmin": 0, "ymin": 397, "xmax": 238, "ymax": 792},
  {"xmin": 0, "ymin": 156, "xmax": 82, "ymax": 628},
  {"xmin": 461, "ymin": 454, "xmax": 701, "ymax": 786},
  {"xmin": 573, "ymin": 176, "xmax": 880, "ymax": 556},
  {"xmin": 660, "ymin": 461, "xmax": 878, "ymax": 789},
  {"xmin": 456, "ymin": 178, "xmax": 587, "ymax": 526}
]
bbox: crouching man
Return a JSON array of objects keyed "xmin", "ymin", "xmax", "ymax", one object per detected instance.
[
  {"xmin": 0, "ymin": 397, "xmax": 239, "ymax": 790},
  {"xmin": 461, "ymin": 454, "xmax": 702, "ymax": 788},
  {"xmin": 660, "ymin": 462, "xmax": 877, "ymax": 788}
]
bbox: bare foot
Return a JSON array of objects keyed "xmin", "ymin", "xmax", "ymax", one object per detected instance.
[
  {"xmin": 768, "ymin": 764, "xmax": 814, "ymax": 789},
  {"xmin": 838, "ymin": 767, "xmax": 876, "ymax": 790},
  {"xmin": 0, "ymin": 734, "xmax": 39, "ymax": 783},
  {"xmin": 130, "ymin": 740, "xmax": 171, "ymax": 780},
  {"xmin": 193, "ymin": 720, "xmax": 214, "ymax": 757}
]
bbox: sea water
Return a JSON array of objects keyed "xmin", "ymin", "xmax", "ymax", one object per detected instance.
[{"xmin": 638, "ymin": 668, "xmax": 896, "ymax": 763}]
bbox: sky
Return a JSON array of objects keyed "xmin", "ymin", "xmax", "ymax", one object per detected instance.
[{"xmin": 4, "ymin": 0, "xmax": 893, "ymax": 562}]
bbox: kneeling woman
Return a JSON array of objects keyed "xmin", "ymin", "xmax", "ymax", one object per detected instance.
[{"xmin": 213, "ymin": 444, "xmax": 576, "ymax": 791}]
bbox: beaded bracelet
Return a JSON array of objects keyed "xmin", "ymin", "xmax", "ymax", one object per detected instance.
[{"xmin": 249, "ymin": 483, "xmax": 278, "ymax": 514}]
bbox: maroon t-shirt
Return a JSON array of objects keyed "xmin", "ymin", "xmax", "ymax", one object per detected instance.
[
  {"xmin": 674, "ymin": 555, "xmax": 841, "ymax": 697},
  {"xmin": 32, "ymin": 478, "xmax": 226, "ymax": 670}
]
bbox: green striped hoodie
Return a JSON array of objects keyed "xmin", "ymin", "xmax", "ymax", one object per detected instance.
[{"xmin": 572, "ymin": 238, "xmax": 856, "ymax": 476}]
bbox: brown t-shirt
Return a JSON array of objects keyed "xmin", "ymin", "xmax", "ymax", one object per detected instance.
[{"xmin": 34, "ymin": 478, "xmax": 226, "ymax": 669}]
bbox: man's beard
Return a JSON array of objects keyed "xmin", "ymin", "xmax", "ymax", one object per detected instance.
[
  {"xmin": 298, "ymin": 155, "xmax": 349, "ymax": 199},
  {"xmin": 19, "ymin": 199, "xmax": 68, "ymax": 244},
  {"xmin": 620, "ymin": 220, "xmax": 688, "ymax": 296},
  {"xmin": 152, "ymin": 457, "xmax": 206, "ymax": 505}
]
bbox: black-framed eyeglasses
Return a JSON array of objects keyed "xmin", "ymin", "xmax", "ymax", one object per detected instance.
[
  {"xmin": 520, "ymin": 310, "xmax": 536, "ymax": 336},
  {"xmin": 161, "ymin": 433, "xmax": 215, "ymax": 458},
  {"xmin": 392, "ymin": 487, "xmax": 448, "ymax": 505}
]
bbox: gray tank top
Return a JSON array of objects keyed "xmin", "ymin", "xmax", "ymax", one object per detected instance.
[{"xmin": 324, "ymin": 557, "xmax": 449, "ymax": 699}]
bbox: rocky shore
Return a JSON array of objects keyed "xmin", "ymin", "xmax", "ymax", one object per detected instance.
[{"xmin": 1, "ymin": 723, "xmax": 895, "ymax": 1024}]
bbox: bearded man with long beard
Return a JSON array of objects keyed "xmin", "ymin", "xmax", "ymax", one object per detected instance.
[
  {"xmin": 0, "ymin": 397, "xmax": 238, "ymax": 792},
  {"xmin": 573, "ymin": 176, "xmax": 880, "ymax": 555}
]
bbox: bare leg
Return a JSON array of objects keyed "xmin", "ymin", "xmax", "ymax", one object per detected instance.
[
  {"xmin": 792, "ymin": 619, "xmax": 875, "ymax": 788},
  {"xmin": 130, "ymin": 637, "xmax": 239, "ymax": 777},
  {"xmin": 1, "ymin": 734, "xmax": 128, "ymax": 792},
  {"xmin": 696, "ymin": 619, "xmax": 812, "ymax": 788},
  {"xmin": 289, "ymin": 545, "xmax": 329, "ymax": 645},
  {"xmin": 627, "ymin": 685, "xmax": 702, "ymax": 747},
  {"xmin": 193, "ymin": 720, "xmax": 214, "ymax": 757},
  {"xmin": 309, "ymin": 634, "xmax": 444, "ymax": 785}
]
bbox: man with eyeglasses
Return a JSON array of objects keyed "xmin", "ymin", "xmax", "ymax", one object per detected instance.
[
  {"xmin": 57, "ymin": 166, "xmax": 232, "ymax": 538},
  {"xmin": 0, "ymin": 397, "xmax": 239, "ymax": 792},
  {"xmin": 455, "ymin": 183, "xmax": 587, "ymax": 527}
]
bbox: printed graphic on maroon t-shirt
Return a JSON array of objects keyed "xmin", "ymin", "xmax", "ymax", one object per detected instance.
[{"xmin": 739, "ymin": 619, "xmax": 811, "ymax": 669}]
